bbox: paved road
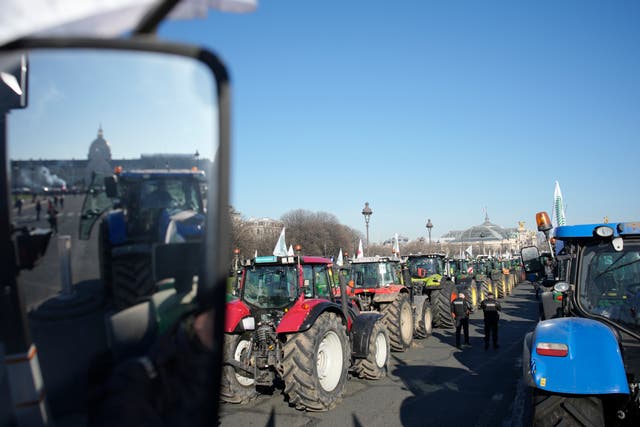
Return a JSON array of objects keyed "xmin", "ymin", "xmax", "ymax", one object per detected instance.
[{"xmin": 220, "ymin": 282, "xmax": 539, "ymax": 427}]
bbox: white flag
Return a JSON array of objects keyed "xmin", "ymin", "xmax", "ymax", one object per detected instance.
[
  {"xmin": 393, "ymin": 233, "xmax": 400, "ymax": 258},
  {"xmin": 464, "ymin": 245, "xmax": 473, "ymax": 258},
  {"xmin": 337, "ymin": 249, "xmax": 344, "ymax": 266},
  {"xmin": 273, "ymin": 227, "xmax": 288, "ymax": 257},
  {"xmin": 357, "ymin": 239, "xmax": 364, "ymax": 259}
]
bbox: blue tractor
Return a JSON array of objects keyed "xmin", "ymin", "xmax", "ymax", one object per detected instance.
[
  {"xmin": 521, "ymin": 212, "xmax": 640, "ymax": 426},
  {"xmin": 79, "ymin": 168, "xmax": 206, "ymax": 310}
]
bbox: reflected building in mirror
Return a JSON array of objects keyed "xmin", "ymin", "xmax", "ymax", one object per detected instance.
[{"xmin": 10, "ymin": 126, "xmax": 211, "ymax": 194}]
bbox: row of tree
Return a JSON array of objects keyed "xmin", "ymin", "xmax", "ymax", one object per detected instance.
[{"xmin": 230, "ymin": 207, "xmax": 448, "ymax": 265}]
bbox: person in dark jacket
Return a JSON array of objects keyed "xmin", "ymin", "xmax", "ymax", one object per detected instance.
[
  {"xmin": 480, "ymin": 291, "xmax": 502, "ymax": 350},
  {"xmin": 451, "ymin": 291, "xmax": 473, "ymax": 348}
]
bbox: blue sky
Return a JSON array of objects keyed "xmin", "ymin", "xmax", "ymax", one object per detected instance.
[{"xmin": 17, "ymin": 0, "xmax": 637, "ymax": 243}]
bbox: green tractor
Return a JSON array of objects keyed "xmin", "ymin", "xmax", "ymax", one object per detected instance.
[
  {"xmin": 472, "ymin": 257, "xmax": 493, "ymax": 303},
  {"xmin": 404, "ymin": 254, "xmax": 455, "ymax": 329},
  {"xmin": 448, "ymin": 258, "xmax": 480, "ymax": 310}
]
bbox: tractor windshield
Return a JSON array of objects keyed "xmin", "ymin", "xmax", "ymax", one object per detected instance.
[
  {"xmin": 138, "ymin": 177, "xmax": 203, "ymax": 212},
  {"xmin": 578, "ymin": 241, "xmax": 640, "ymax": 334},
  {"xmin": 242, "ymin": 265, "xmax": 299, "ymax": 309},
  {"xmin": 407, "ymin": 257, "xmax": 442, "ymax": 277},
  {"xmin": 351, "ymin": 262, "xmax": 397, "ymax": 288}
]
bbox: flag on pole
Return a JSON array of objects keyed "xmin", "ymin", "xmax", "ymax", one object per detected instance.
[
  {"xmin": 357, "ymin": 239, "xmax": 364, "ymax": 259},
  {"xmin": 287, "ymin": 245, "xmax": 294, "ymax": 256},
  {"xmin": 273, "ymin": 227, "xmax": 288, "ymax": 256},
  {"xmin": 552, "ymin": 180, "xmax": 567, "ymax": 228},
  {"xmin": 464, "ymin": 245, "xmax": 473, "ymax": 258},
  {"xmin": 336, "ymin": 249, "xmax": 344, "ymax": 267},
  {"xmin": 393, "ymin": 233, "xmax": 400, "ymax": 259}
]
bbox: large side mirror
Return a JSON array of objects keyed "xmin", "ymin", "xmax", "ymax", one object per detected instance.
[
  {"xmin": 2, "ymin": 37, "xmax": 230, "ymax": 424},
  {"xmin": 521, "ymin": 246, "xmax": 543, "ymax": 275}
]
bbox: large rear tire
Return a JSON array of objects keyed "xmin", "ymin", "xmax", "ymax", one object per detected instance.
[
  {"xmin": 112, "ymin": 254, "xmax": 155, "ymax": 311},
  {"xmin": 220, "ymin": 333, "xmax": 258, "ymax": 404},
  {"xmin": 532, "ymin": 391, "xmax": 604, "ymax": 427},
  {"xmin": 282, "ymin": 312, "xmax": 349, "ymax": 411},
  {"xmin": 381, "ymin": 294, "xmax": 414, "ymax": 351},
  {"xmin": 433, "ymin": 282, "xmax": 455, "ymax": 329},
  {"xmin": 414, "ymin": 296, "xmax": 433, "ymax": 339},
  {"xmin": 352, "ymin": 319, "xmax": 389, "ymax": 380}
]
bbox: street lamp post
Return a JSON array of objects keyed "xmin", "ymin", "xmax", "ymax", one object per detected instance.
[
  {"xmin": 362, "ymin": 202, "xmax": 372, "ymax": 255},
  {"xmin": 426, "ymin": 219, "xmax": 433, "ymax": 246}
]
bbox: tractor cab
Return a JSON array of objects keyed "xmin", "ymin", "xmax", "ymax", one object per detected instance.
[{"xmin": 522, "ymin": 212, "xmax": 640, "ymax": 424}]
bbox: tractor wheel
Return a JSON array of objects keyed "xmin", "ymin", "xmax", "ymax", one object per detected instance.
[
  {"xmin": 532, "ymin": 391, "xmax": 604, "ymax": 427},
  {"xmin": 413, "ymin": 296, "xmax": 433, "ymax": 339},
  {"xmin": 352, "ymin": 319, "xmax": 389, "ymax": 380},
  {"xmin": 220, "ymin": 333, "xmax": 258, "ymax": 404},
  {"xmin": 111, "ymin": 254, "xmax": 155, "ymax": 311},
  {"xmin": 381, "ymin": 293, "xmax": 414, "ymax": 351},
  {"xmin": 282, "ymin": 312, "xmax": 349, "ymax": 411},
  {"xmin": 98, "ymin": 220, "xmax": 112, "ymax": 296},
  {"xmin": 433, "ymin": 282, "xmax": 455, "ymax": 329}
]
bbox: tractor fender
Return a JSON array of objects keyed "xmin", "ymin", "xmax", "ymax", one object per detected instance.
[
  {"xmin": 105, "ymin": 209, "xmax": 127, "ymax": 245},
  {"xmin": 277, "ymin": 300, "xmax": 345, "ymax": 334},
  {"xmin": 350, "ymin": 312, "xmax": 384, "ymax": 359},
  {"xmin": 529, "ymin": 317, "xmax": 629, "ymax": 395},
  {"xmin": 224, "ymin": 299, "xmax": 252, "ymax": 333},
  {"xmin": 373, "ymin": 286, "xmax": 408, "ymax": 303}
]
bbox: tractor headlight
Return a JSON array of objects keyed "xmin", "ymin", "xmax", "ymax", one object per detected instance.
[{"xmin": 594, "ymin": 226, "xmax": 614, "ymax": 237}]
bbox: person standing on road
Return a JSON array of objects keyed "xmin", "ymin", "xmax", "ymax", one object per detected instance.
[
  {"xmin": 480, "ymin": 291, "xmax": 502, "ymax": 350},
  {"xmin": 15, "ymin": 197, "xmax": 23, "ymax": 215},
  {"xmin": 451, "ymin": 291, "xmax": 473, "ymax": 349},
  {"xmin": 47, "ymin": 205, "xmax": 58, "ymax": 234},
  {"xmin": 35, "ymin": 199, "xmax": 42, "ymax": 221}
]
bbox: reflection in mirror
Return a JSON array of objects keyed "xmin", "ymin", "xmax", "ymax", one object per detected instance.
[
  {"xmin": 3, "ymin": 47, "xmax": 221, "ymax": 425},
  {"xmin": 521, "ymin": 246, "xmax": 542, "ymax": 275}
]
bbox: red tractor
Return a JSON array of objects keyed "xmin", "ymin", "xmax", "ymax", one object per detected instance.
[
  {"xmin": 342, "ymin": 257, "xmax": 433, "ymax": 352},
  {"xmin": 221, "ymin": 255, "xmax": 389, "ymax": 411}
]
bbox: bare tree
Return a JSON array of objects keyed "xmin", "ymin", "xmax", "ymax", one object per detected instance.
[{"xmin": 281, "ymin": 209, "xmax": 362, "ymax": 259}]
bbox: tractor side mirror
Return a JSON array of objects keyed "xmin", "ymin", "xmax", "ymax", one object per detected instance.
[{"xmin": 521, "ymin": 246, "xmax": 543, "ymax": 275}]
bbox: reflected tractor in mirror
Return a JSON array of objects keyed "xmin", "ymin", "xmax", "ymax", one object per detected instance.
[{"xmin": 79, "ymin": 167, "xmax": 206, "ymax": 310}]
